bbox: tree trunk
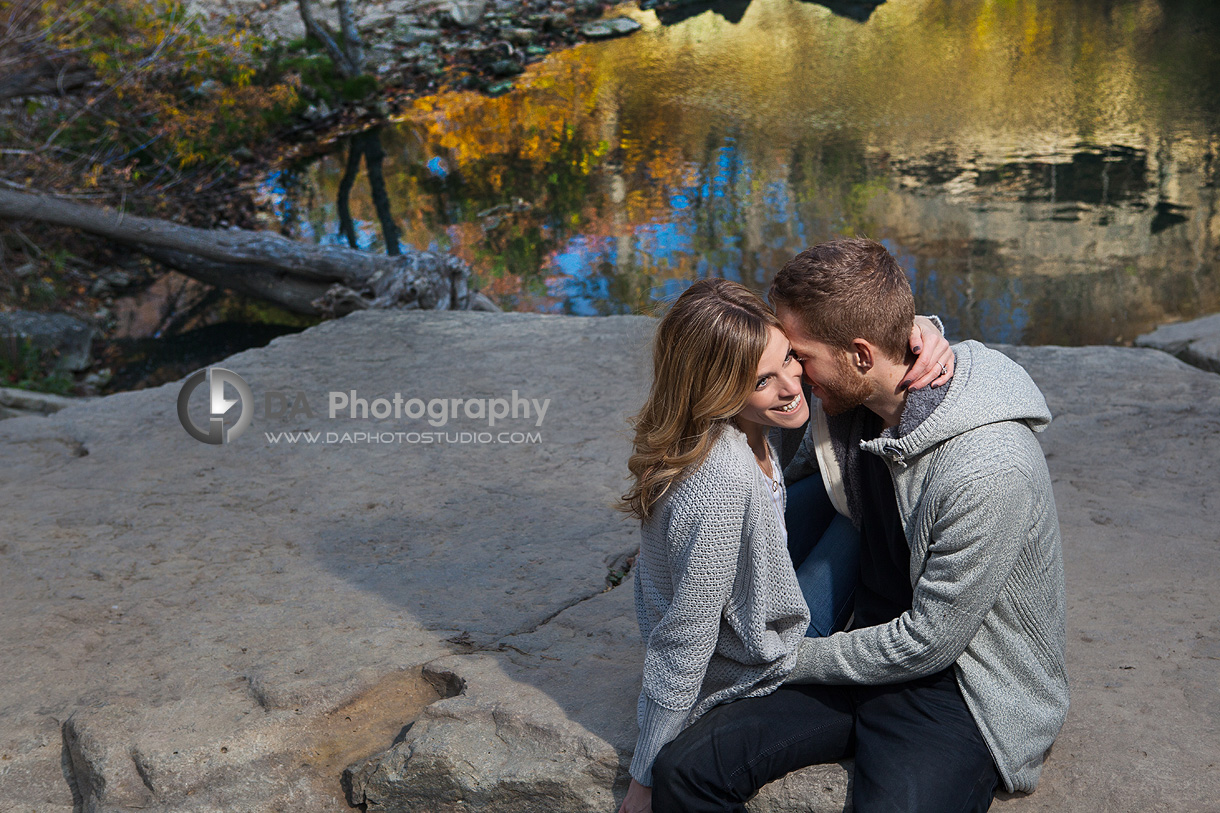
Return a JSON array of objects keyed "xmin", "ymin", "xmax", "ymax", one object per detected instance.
[
  {"xmin": 0, "ymin": 62, "xmax": 94, "ymax": 101},
  {"xmin": 336, "ymin": 136, "xmax": 364, "ymax": 250},
  {"xmin": 297, "ymin": 0, "xmax": 363, "ymax": 79},
  {"xmin": 335, "ymin": 0, "xmax": 365, "ymax": 76},
  {"xmin": 361, "ymin": 127, "xmax": 401, "ymax": 256},
  {"xmin": 0, "ymin": 188, "xmax": 481, "ymax": 315}
]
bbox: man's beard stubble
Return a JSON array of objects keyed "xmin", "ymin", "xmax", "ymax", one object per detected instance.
[{"xmin": 815, "ymin": 355, "xmax": 876, "ymax": 417}]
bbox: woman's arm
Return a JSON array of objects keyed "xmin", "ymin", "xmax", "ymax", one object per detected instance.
[
  {"xmin": 904, "ymin": 315, "xmax": 955, "ymax": 390},
  {"xmin": 619, "ymin": 779, "xmax": 653, "ymax": 813},
  {"xmin": 628, "ymin": 480, "xmax": 749, "ymax": 786}
]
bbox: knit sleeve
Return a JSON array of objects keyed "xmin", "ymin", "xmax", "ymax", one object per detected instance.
[
  {"xmin": 787, "ymin": 465, "xmax": 1031, "ymax": 684},
  {"xmin": 920, "ymin": 313, "xmax": 946, "ymax": 336},
  {"xmin": 640, "ymin": 473, "xmax": 749, "ymax": 711},
  {"xmin": 628, "ymin": 693, "xmax": 690, "ymax": 786}
]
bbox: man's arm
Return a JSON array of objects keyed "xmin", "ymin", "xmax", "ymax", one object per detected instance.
[{"xmin": 787, "ymin": 465, "xmax": 1033, "ymax": 684}]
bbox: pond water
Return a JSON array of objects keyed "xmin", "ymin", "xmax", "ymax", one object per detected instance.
[{"xmin": 266, "ymin": 0, "xmax": 1220, "ymax": 346}]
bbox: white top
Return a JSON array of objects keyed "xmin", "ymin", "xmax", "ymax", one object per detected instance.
[{"xmin": 762, "ymin": 446, "xmax": 787, "ymax": 546}]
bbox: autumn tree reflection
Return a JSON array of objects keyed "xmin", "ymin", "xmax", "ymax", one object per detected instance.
[
  {"xmin": 336, "ymin": 126, "xmax": 402, "ymax": 256},
  {"xmin": 276, "ymin": 0, "xmax": 1220, "ymax": 343}
]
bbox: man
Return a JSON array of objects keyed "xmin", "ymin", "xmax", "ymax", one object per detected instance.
[{"xmin": 649, "ymin": 238, "xmax": 1068, "ymax": 812}]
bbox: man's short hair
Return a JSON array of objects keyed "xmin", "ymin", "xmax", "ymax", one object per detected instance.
[{"xmin": 770, "ymin": 238, "xmax": 915, "ymax": 362}]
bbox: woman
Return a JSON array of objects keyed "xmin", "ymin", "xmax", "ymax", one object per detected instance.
[{"xmin": 617, "ymin": 279, "xmax": 951, "ymax": 813}]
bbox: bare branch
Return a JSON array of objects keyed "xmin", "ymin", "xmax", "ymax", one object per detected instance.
[{"xmin": 0, "ymin": 63, "xmax": 94, "ymax": 101}]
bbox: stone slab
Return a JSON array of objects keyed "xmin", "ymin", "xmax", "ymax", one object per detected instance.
[
  {"xmin": 0, "ymin": 311, "xmax": 650, "ymax": 812},
  {"xmin": 1135, "ymin": 312, "xmax": 1220, "ymax": 374},
  {"xmin": 1, "ymin": 314, "xmax": 1218, "ymax": 812},
  {"xmin": 0, "ymin": 309, "xmax": 98, "ymax": 372},
  {"xmin": 580, "ymin": 17, "xmax": 643, "ymax": 38}
]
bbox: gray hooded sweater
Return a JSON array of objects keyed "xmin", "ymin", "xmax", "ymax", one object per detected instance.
[{"xmin": 786, "ymin": 340, "xmax": 1069, "ymax": 794}]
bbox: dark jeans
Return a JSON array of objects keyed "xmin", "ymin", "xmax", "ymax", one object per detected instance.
[
  {"xmin": 785, "ymin": 474, "xmax": 859, "ymax": 637},
  {"xmin": 651, "ymin": 668, "xmax": 999, "ymax": 813}
]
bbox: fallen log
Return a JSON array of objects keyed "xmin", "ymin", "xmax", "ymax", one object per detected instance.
[
  {"xmin": 0, "ymin": 188, "xmax": 497, "ymax": 315},
  {"xmin": 0, "ymin": 63, "xmax": 95, "ymax": 101}
]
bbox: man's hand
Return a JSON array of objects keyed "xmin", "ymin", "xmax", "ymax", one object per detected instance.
[
  {"xmin": 904, "ymin": 316, "xmax": 954, "ymax": 390},
  {"xmin": 618, "ymin": 778, "xmax": 653, "ymax": 813}
]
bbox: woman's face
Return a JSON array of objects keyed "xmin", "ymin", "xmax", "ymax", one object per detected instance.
[{"xmin": 736, "ymin": 326, "xmax": 810, "ymax": 430}]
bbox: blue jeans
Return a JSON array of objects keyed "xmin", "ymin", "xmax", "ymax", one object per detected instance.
[{"xmin": 785, "ymin": 475, "xmax": 859, "ymax": 637}]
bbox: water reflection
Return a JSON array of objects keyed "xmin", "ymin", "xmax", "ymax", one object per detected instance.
[
  {"xmin": 266, "ymin": 0, "xmax": 1220, "ymax": 345},
  {"xmin": 652, "ymin": 0, "xmax": 752, "ymax": 26},
  {"xmin": 337, "ymin": 126, "xmax": 402, "ymax": 255}
]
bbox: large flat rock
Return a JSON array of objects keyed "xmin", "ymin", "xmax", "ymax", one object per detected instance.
[
  {"xmin": 1135, "ymin": 312, "xmax": 1220, "ymax": 374},
  {"xmin": 0, "ymin": 312, "xmax": 649, "ymax": 812},
  {"xmin": 1, "ymin": 313, "xmax": 1218, "ymax": 812}
]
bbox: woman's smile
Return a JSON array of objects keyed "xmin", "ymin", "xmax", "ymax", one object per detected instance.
[{"xmin": 775, "ymin": 391, "xmax": 802, "ymax": 414}]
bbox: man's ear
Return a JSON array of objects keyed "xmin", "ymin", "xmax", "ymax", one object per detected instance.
[{"xmin": 851, "ymin": 339, "xmax": 874, "ymax": 372}]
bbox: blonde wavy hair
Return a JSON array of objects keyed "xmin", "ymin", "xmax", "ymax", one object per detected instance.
[{"xmin": 620, "ymin": 278, "xmax": 780, "ymax": 521}]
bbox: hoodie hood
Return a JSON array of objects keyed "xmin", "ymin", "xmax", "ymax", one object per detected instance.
[{"xmin": 861, "ymin": 340, "xmax": 1051, "ymax": 462}]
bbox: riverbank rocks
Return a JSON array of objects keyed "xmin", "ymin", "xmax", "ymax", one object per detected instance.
[
  {"xmin": 1135, "ymin": 312, "xmax": 1220, "ymax": 374},
  {"xmin": 445, "ymin": 0, "xmax": 487, "ymax": 28},
  {"xmin": 0, "ymin": 385, "xmax": 87, "ymax": 420},
  {"xmin": 0, "ymin": 309, "xmax": 98, "ymax": 372},
  {"xmin": 393, "ymin": 24, "xmax": 442, "ymax": 46},
  {"xmin": 579, "ymin": 16, "xmax": 643, "ymax": 38},
  {"xmin": 186, "ymin": 0, "xmax": 614, "ymax": 101},
  {"xmin": 1, "ymin": 312, "xmax": 1218, "ymax": 812}
]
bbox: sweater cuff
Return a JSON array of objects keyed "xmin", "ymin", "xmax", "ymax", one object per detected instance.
[
  {"xmin": 785, "ymin": 636, "xmax": 821, "ymax": 684},
  {"xmin": 918, "ymin": 313, "xmax": 946, "ymax": 337},
  {"xmin": 628, "ymin": 695, "xmax": 691, "ymax": 786}
]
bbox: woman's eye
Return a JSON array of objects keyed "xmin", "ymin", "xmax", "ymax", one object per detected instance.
[{"xmin": 755, "ymin": 376, "xmax": 769, "ymax": 390}]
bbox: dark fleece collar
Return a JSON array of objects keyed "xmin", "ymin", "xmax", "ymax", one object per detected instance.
[
  {"xmin": 826, "ymin": 378, "xmax": 952, "ymax": 530},
  {"xmin": 883, "ymin": 378, "xmax": 952, "ymax": 440}
]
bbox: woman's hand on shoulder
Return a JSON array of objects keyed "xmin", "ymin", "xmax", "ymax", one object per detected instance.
[
  {"xmin": 618, "ymin": 778, "xmax": 653, "ymax": 813},
  {"xmin": 905, "ymin": 316, "xmax": 955, "ymax": 390}
]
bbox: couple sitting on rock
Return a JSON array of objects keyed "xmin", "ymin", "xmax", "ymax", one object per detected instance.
[{"xmin": 618, "ymin": 238, "xmax": 1068, "ymax": 813}]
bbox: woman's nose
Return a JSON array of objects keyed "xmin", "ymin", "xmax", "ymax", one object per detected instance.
[{"xmin": 778, "ymin": 367, "xmax": 803, "ymax": 396}]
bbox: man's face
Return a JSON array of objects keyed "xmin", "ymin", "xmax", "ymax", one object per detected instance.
[{"xmin": 775, "ymin": 306, "xmax": 875, "ymax": 416}]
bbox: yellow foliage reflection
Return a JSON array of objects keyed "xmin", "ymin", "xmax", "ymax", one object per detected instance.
[{"xmin": 277, "ymin": 0, "xmax": 1219, "ymax": 343}]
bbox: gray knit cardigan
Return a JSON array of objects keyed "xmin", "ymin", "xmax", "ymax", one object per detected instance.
[
  {"xmin": 629, "ymin": 422, "xmax": 810, "ymax": 785},
  {"xmin": 787, "ymin": 341, "xmax": 1069, "ymax": 794}
]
